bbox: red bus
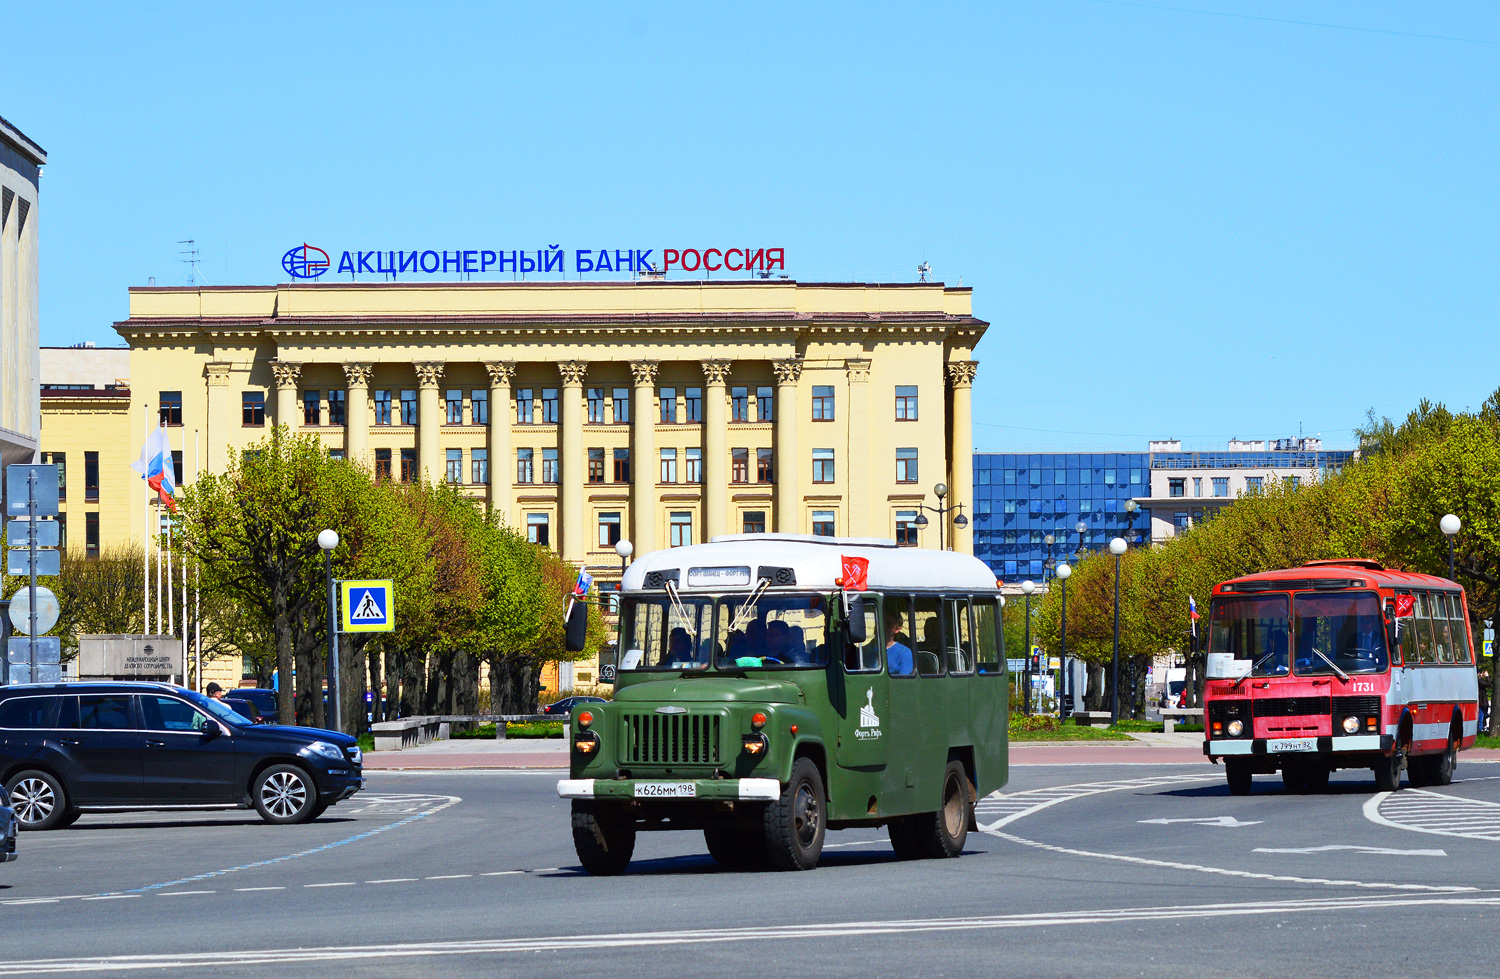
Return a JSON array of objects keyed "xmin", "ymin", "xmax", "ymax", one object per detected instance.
[{"xmin": 1203, "ymin": 560, "xmax": 1479, "ymax": 794}]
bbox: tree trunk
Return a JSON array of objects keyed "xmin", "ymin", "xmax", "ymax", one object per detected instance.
[
  {"xmin": 273, "ymin": 585, "xmax": 295, "ymax": 726},
  {"xmin": 399, "ymin": 648, "xmax": 423, "ymax": 718},
  {"xmin": 368, "ymin": 649, "xmax": 384, "ymax": 723},
  {"xmin": 338, "ymin": 634, "xmax": 364, "ymax": 735},
  {"xmin": 1086, "ymin": 664, "xmax": 1102, "ymax": 711},
  {"xmin": 1490, "ymin": 592, "xmax": 1500, "ymax": 737}
]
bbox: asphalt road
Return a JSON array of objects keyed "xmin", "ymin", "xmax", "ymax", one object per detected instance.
[{"xmin": 4, "ymin": 760, "xmax": 1500, "ymax": 977}]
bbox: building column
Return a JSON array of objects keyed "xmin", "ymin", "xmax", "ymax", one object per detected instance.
[
  {"xmin": 629, "ymin": 361, "xmax": 658, "ymax": 553},
  {"xmin": 204, "ymin": 362, "xmax": 232, "ymax": 474},
  {"xmin": 485, "ymin": 362, "xmax": 515, "ymax": 520},
  {"xmin": 947, "ymin": 361, "xmax": 977, "ymax": 555},
  {"xmin": 700, "ymin": 360, "xmax": 731, "ymax": 542},
  {"xmin": 270, "ymin": 361, "xmax": 301, "ymax": 432},
  {"xmin": 414, "ymin": 362, "xmax": 444, "ymax": 481},
  {"xmin": 558, "ymin": 360, "xmax": 588, "ymax": 563},
  {"xmin": 846, "ymin": 358, "xmax": 872, "ymax": 538},
  {"xmin": 772, "ymin": 358, "xmax": 803, "ymax": 534},
  {"xmin": 342, "ymin": 363, "xmax": 373, "ymax": 464}
]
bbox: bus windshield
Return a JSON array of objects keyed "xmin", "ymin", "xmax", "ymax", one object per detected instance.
[
  {"xmin": 714, "ymin": 593, "xmax": 828, "ymax": 670},
  {"xmin": 618, "ymin": 595, "xmax": 715, "ymax": 671},
  {"xmin": 1210, "ymin": 594, "xmax": 1290, "ymax": 677},
  {"xmin": 1292, "ymin": 591, "xmax": 1388, "ymax": 675}
]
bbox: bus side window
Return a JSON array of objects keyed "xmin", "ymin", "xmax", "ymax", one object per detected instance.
[
  {"xmin": 1393, "ymin": 593, "xmax": 1415, "ymax": 666},
  {"xmin": 1433, "ymin": 593, "xmax": 1456, "ymax": 664},
  {"xmin": 1415, "ymin": 593, "xmax": 1438, "ymax": 665},
  {"xmin": 844, "ymin": 596, "xmax": 881, "ymax": 673},
  {"xmin": 945, "ymin": 598, "xmax": 973, "ymax": 675},
  {"xmin": 885, "ymin": 595, "xmax": 916, "ymax": 678},
  {"xmin": 913, "ymin": 597, "xmax": 944, "ymax": 677},
  {"xmin": 1452, "ymin": 595, "xmax": 1473, "ymax": 664},
  {"xmin": 973, "ymin": 599, "xmax": 1001, "ymax": 674}
]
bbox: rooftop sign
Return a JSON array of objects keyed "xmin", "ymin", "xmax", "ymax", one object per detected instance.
[{"xmin": 281, "ymin": 244, "xmax": 786, "ymax": 281}]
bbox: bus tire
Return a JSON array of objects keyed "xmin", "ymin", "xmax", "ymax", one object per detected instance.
[
  {"xmin": 1281, "ymin": 765, "xmax": 1307, "ymax": 794},
  {"xmin": 911, "ymin": 760, "xmax": 971, "ymax": 859},
  {"xmin": 1225, "ymin": 759, "xmax": 1252, "ymax": 796},
  {"xmin": 1431, "ymin": 721, "xmax": 1459, "ymax": 787},
  {"xmin": 1302, "ymin": 764, "xmax": 1330, "ymax": 793},
  {"xmin": 705, "ymin": 828, "xmax": 766, "ymax": 867},
  {"xmin": 1373, "ymin": 747, "xmax": 1403, "ymax": 793},
  {"xmin": 572, "ymin": 801, "xmax": 635, "ymax": 876},
  {"xmin": 887, "ymin": 817, "xmax": 925, "ymax": 860},
  {"xmin": 762, "ymin": 757, "xmax": 826, "ymax": 871}
]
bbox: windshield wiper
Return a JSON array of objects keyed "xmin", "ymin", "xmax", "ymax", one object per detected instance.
[
  {"xmin": 727, "ymin": 578, "xmax": 771, "ymax": 634},
  {"xmin": 1230, "ymin": 649, "xmax": 1279, "ymax": 690},
  {"xmin": 1307, "ymin": 646, "xmax": 1350, "ymax": 682},
  {"xmin": 663, "ymin": 579, "xmax": 696, "ymax": 642}
]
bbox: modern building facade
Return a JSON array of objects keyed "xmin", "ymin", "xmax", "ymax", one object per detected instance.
[
  {"xmin": 974, "ymin": 438, "xmax": 1357, "ymax": 584},
  {"xmin": 59, "ymin": 280, "xmax": 984, "ymax": 586},
  {"xmin": 0, "ymin": 114, "xmax": 45, "ymax": 472}
]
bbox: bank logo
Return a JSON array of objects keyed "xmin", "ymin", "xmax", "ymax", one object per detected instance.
[{"xmin": 282, "ymin": 243, "xmax": 331, "ymax": 280}]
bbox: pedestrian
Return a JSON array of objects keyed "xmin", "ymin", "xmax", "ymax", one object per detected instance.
[{"xmin": 206, "ymin": 682, "xmax": 225, "ymax": 701}]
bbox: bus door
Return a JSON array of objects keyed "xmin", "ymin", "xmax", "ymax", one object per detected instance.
[{"xmin": 835, "ymin": 594, "xmax": 886, "ymax": 772}]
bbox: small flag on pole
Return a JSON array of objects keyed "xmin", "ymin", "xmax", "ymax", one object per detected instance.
[
  {"xmin": 839, "ymin": 555, "xmax": 870, "ymax": 591},
  {"xmin": 1189, "ymin": 595, "xmax": 1199, "ymax": 637},
  {"xmin": 573, "ymin": 566, "xmax": 593, "ymax": 597},
  {"xmin": 130, "ymin": 425, "xmax": 177, "ymax": 511}
]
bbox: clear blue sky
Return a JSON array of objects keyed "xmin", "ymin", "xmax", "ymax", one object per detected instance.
[{"xmin": 8, "ymin": 1, "xmax": 1496, "ymax": 451}]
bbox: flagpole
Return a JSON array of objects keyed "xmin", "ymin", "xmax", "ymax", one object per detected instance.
[
  {"xmin": 155, "ymin": 495, "xmax": 162, "ymax": 635},
  {"xmin": 194, "ymin": 429, "xmax": 201, "ymax": 693},
  {"xmin": 142, "ymin": 404, "xmax": 150, "ymax": 633}
]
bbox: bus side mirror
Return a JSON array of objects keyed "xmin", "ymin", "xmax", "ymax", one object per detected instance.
[
  {"xmin": 564, "ymin": 600, "xmax": 589, "ymax": 652},
  {"xmin": 845, "ymin": 595, "xmax": 868, "ymax": 645}
]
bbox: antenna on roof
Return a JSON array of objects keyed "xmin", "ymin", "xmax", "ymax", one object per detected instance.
[
  {"xmin": 179, "ymin": 240, "xmax": 206, "ymax": 286},
  {"xmin": 917, "ymin": 261, "xmax": 931, "ymax": 283}
]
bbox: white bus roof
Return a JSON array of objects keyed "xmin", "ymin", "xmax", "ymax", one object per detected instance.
[{"xmin": 619, "ymin": 534, "xmax": 1000, "ymax": 593}]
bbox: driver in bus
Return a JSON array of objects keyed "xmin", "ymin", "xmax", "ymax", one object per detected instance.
[
  {"xmin": 765, "ymin": 620, "xmax": 795, "ymax": 662},
  {"xmin": 886, "ymin": 610, "xmax": 914, "ymax": 676},
  {"xmin": 665, "ymin": 627, "xmax": 695, "ymax": 666}
]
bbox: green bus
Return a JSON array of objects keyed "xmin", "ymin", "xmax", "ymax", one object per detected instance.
[{"xmin": 558, "ymin": 534, "xmax": 1008, "ymax": 874}]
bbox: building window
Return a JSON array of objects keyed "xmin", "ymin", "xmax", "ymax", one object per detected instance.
[
  {"xmin": 731, "ymin": 448, "xmax": 749, "ymax": 483},
  {"xmin": 588, "ymin": 448, "xmax": 605, "ymax": 483},
  {"xmin": 686, "ymin": 447, "xmax": 702, "ymax": 483},
  {"xmin": 1173, "ymin": 510, "xmax": 1190, "ymax": 529},
  {"xmin": 1286, "ymin": 476, "xmax": 1300, "ymax": 491},
  {"xmin": 527, "ymin": 513, "xmax": 550, "ymax": 547},
  {"xmin": 159, "ymin": 391, "xmax": 183, "ymax": 426},
  {"xmin": 55, "ymin": 513, "xmax": 66, "ymax": 551},
  {"xmin": 1004, "ymin": 469, "xmax": 1017, "ymax": 485},
  {"xmin": 598, "ymin": 512, "xmax": 622, "ymax": 547},
  {"xmin": 400, "ymin": 390, "xmax": 418, "ymax": 425},
  {"xmin": 446, "ymin": 449, "xmax": 463, "ymax": 483},
  {"xmin": 303, "ymin": 390, "xmax": 321, "ymax": 425},
  {"xmin": 328, "ymin": 390, "xmax": 346, "ymax": 426},
  {"xmin": 811, "ymin": 510, "xmax": 835, "ymax": 537},
  {"xmin": 243, "ymin": 391, "xmax": 266, "ymax": 426},
  {"xmin": 685, "ymin": 387, "xmax": 702, "ymax": 423},
  {"xmin": 896, "ymin": 510, "xmax": 919, "ymax": 546},
  {"xmin": 757, "ymin": 447, "xmax": 773, "ymax": 483},
  {"xmin": 1169, "ymin": 478, "xmax": 1185, "ymax": 498},
  {"xmin": 669, "ymin": 511, "xmax": 693, "ymax": 547},
  {"xmin": 813, "ymin": 448, "xmax": 835, "ymax": 484},
  {"xmin": 757, "ymin": 386, "xmax": 773, "ymax": 422},
  {"xmin": 1193, "ymin": 477, "xmax": 1202, "ymax": 497},
  {"xmin": 400, "ymin": 448, "xmax": 417, "ymax": 482},
  {"xmin": 375, "ymin": 449, "xmax": 392, "ymax": 480},
  {"xmin": 1213, "ymin": 477, "xmax": 1229, "ymax": 497},
  {"xmin": 542, "ymin": 448, "xmax": 559, "ymax": 483},
  {"xmin": 896, "ymin": 447, "xmax": 918, "ymax": 483},
  {"xmin": 446, "ymin": 390, "xmax": 463, "ymax": 424},
  {"xmin": 1104, "ymin": 469, "xmax": 1116, "ymax": 485},
  {"xmin": 171, "ymin": 451, "xmax": 184, "ymax": 486},
  {"xmin": 1245, "ymin": 476, "xmax": 1263, "ymax": 494},
  {"xmin": 587, "ymin": 388, "xmax": 605, "ymax": 423},
  {"xmin": 1004, "ymin": 501, "xmax": 1017, "ymax": 515},
  {"xmin": 895, "ymin": 385, "xmax": 918, "ymax": 421},
  {"xmin": 329, "ymin": 449, "xmax": 345, "ymax": 461},
  {"xmin": 659, "ymin": 387, "xmax": 677, "ymax": 423},
  {"xmin": 85, "ymin": 512, "xmax": 99, "ymax": 558},
  {"xmin": 1131, "ymin": 468, "xmax": 1143, "ymax": 485},
  {"xmin": 46, "ymin": 452, "xmax": 65, "ymax": 501},
  {"xmin": 517, "ymin": 448, "xmax": 534, "ymax": 483},
  {"xmin": 372, "ymin": 390, "xmax": 391, "ymax": 425},
  {"xmin": 1054, "ymin": 469, "xmax": 1066, "ymax": 485},
  {"xmin": 85, "ymin": 451, "xmax": 100, "ymax": 503},
  {"xmin": 516, "ymin": 388, "xmax": 533, "ymax": 424},
  {"xmin": 471, "ymin": 449, "xmax": 488, "ymax": 484},
  {"xmin": 613, "ymin": 448, "xmax": 631, "ymax": 483},
  {"xmin": 599, "ymin": 582, "xmax": 621, "ymax": 615},
  {"xmin": 743, "ymin": 511, "xmax": 766, "ymax": 534},
  {"xmin": 613, "ymin": 388, "xmax": 630, "ymax": 424},
  {"xmin": 471, "ymin": 390, "xmax": 488, "ymax": 425},
  {"xmin": 731, "ymin": 386, "xmax": 749, "ymax": 422},
  {"xmin": 541, "ymin": 388, "xmax": 559, "ymax": 424},
  {"xmin": 660, "ymin": 448, "xmax": 677, "ymax": 483},
  {"xmin": 812, "ymin": 385, "xmax": 835, "ymax": 421}
]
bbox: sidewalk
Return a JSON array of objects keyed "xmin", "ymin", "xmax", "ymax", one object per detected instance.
[{"xmin": 363, "ymin": 737, "xmax": 567, "ymax": 770}]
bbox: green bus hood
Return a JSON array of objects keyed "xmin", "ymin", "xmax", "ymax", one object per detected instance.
[{"xmin": 614, "ymin": 675, "xmax": 804, "ymax": 705}]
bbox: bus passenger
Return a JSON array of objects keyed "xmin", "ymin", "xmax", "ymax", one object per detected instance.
[
  {"xmin": 765, "ymin": 620, "xmax": 794, "ymax": 662},
  {"xmin": 666, "ymin": 627, "xmax": 694, "ymax": 665},
  {"xmin": 887, "ymin": 611, "xmax": 914, "ymax": 676}
]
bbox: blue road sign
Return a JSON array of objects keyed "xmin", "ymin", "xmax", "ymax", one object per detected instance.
[{"xmin": 341, "ymin": 579, "xmax": 395, "ymax": 633}]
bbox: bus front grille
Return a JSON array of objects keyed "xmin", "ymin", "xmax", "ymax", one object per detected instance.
[
  {"xmin": 1333, "ymin": 695, "xmax": 1381, "ymax": 716},
  {"xmin": 621, "ymin": 713, "xmax": 722, "ymax": 766},
  {"xmin": 1252, "ymin": 697, "xmax": 1330, "ymax": 718}
]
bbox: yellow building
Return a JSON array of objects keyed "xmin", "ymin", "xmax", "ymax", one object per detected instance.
[
  {"xmin": 38, "ymin": 346, "xmax": 132, "ymax": 557},
  {"xmin": 52, "ymin": 280, "xmax": 986, "ymax": 586}
]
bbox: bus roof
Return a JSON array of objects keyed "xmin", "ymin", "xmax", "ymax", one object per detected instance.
[
  {"xmin": 621, "ymin": 534, "xmax": 1001, "ymax": 594},
  {"xmin": 1215, "ymin": 561, "xmax": 1459, "ymax": 594}
]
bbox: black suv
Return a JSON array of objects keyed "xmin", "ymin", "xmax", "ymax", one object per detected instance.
[{"xmin": 0, "ymin": 682, "xmax": 364, "ymax": 830}]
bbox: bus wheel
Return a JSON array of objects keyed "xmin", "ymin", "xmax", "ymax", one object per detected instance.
[
  {"xmin": 1302, "ymin": 765, "xmax": 1330, "ymax": 793},
  {"xmin": 1431, "ymin": 723, "xmax": 1459, "ymax": 787},
  {"xmin": 1281, "ymin": 766, "xmax": 1307, "ymax": 794},
  {"xmin": 887, "ymin": 816, "xmax": 925, "ymax": 859},
  {"xmin": 705, "ymin": 828, "xmax": 766, "ymax": 868},
  {"xmin": 909, "ymin": 761, "xmax": 971, "ymax": 859},
  {"xmin": 1225, "ymin": 759, "xmax": 1252, "ymax": 796},
  {"xmin": 763, "ymin": 757, "xmax": 826, "ymax": 871},
  {"xmin": 1373, "ymin": 747, "xmax": 1403, "ymax": 793},
  {"xmin": 572, "ymin": 801, "xmax": 635, "ymax": 876}
]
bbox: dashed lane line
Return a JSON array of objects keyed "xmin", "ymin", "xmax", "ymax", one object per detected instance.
[
  {"xmin": 367, "ymin": 878, "xmax": 418, "ymax": 884},
  {"xmin": 305, "ymin": 882, "xmax": 356, "ymax": 888},
  {"xmin": 425, "ymin": 874, "xmax": 472, "ymax": 880}
]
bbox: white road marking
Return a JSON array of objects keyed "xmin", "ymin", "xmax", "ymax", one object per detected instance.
[
  {"xmin": 1137, "ymin": 816, "xmax": 1262, "ymax": 828},
  {"xmin": 425, "ymin": 874, "xmax": 471, "ymax": 880},
  {"xmin": 481, "ymin": 871, "xmax": 524, "ymax": 876},
  {"xmin": 976, "ymin": 774, "xmax": 1217, "ymax": 832},
  {"xmin": 1364, "ymin": 789, "xmax": 1500, "ymax": 841},
  {"xmin": 81, "ymin": 895, "xmax": 137, "ymax": 901},
  {"xmin": 233, "ymin": 887, "xmax": 283, "ymax": 892},
  {"xmin": 304, "ymin": 882, "xmax": 355, "ymax": 888},
  {"xmin": 1253, "ymin": 845, "xmax": 1446, "ymax": 857},
  {"xmin": 367, "ymin": 878, "xmax": 418, "ymax": 884},
  {"xmin": 4, "ymin": 894, "xmax": 1498, "ymax": 973},
  {"xmin": 821, "ymin": 839, "xmax": 889, "ymax": 849},
  {"xmin": 157, "ymin": 890, "xmax": 215, "ymax": 897}
]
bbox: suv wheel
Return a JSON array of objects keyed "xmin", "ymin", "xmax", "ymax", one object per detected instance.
[
  {"xmin": 6, "ymin": 771, "xmax": 69, "ymax": 831},
  {"xmin": 253, "ymin": 764, "xmax": 318, "ymax": 824}
]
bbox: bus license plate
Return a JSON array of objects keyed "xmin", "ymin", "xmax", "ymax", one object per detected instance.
[
  {"xmin": 1268, "ymin": 738, "xmax": 1317, "ymax": 753},
  {"xmin": 634, "ymin": 782, "xmax": 696, "ymax": 799}
]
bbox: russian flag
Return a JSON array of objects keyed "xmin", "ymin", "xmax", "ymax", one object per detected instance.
[
  {"xmin": 131, "ymin": 425, "xmax": 177, "ymax": 510},
  {"xmin": 1189, "ymin": 595, "xmax": 1198, "ymax": 636},
  {"xmin": 573, "ymin": 566, "xmax": 593, "ymax": 597}
]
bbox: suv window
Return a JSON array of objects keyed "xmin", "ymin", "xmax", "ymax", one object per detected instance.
[
  {"xmin": 79, "ymin": 695, "xmax": 133, "ymax": 729},
  {"xmin": 0, "ymin": 696, "xmax": 56, "ymax": 728},
  {"xmin": 140, "ymin": 695, "xmax": 213, "ymax": 732}
]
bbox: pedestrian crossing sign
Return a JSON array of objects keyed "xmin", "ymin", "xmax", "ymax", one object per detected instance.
[{"xmin": 340, "ymin": 579, "xmax": 395, "ymax": 633}]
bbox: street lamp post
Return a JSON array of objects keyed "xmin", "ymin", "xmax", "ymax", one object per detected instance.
[
  {"xmin": 1043, "ymin": 533, "xmax": 1056, "ymax": 586},
  {"xmin": 1021, "ymin": 580, "xmax": 1035, "ymax": 715},
  {"xmin": 1441, "ymin": 514, "xmax": 1461, "ymax": 580},
  {"xmin": 1109, "ymin": 536, "xmax": 1127, "ymax": 725},
  {"xmin": 613, "ymin": 539, "xmax": 633, "ymax": 615},
  {"xmin": 912, "ymin": 482, "xmax": 969, "ymax": 551},
  {"xmin": 1057, "ymin": 563, "xmax": 1071, "ymax": 717},
  {"xmin": 317, "ymin": 529, "xmax": 341, "ymax": 733}
]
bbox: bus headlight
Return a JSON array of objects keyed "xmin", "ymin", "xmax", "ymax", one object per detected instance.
[
  {"xmin": 1227, "ymin": 720, "xmax": 1243, "ymax": 737},
  {"xmin": 742, "ymin": 732, "xmax": 768, "ymax": 756},
  {"xmin": 1342, "ymin": 716, "xmax": 1360, "ymax": 735},
  {"xmin": 574, "ymin": 731, "xmax": 600, "ymax": 755}
]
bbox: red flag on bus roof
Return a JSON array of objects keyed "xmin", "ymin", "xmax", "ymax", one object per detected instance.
[
  {"xmin": 840, "ymin": 555, "xmax": 869, "ymax": 592},
  {"xmin": 1394, "ymin": 594, "xmax": 1415, "ymax": 618}
]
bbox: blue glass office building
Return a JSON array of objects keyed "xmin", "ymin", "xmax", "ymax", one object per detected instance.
[{"xmin": 972, "ymin": 453, "xmax": 1152, "ymax": 583}]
